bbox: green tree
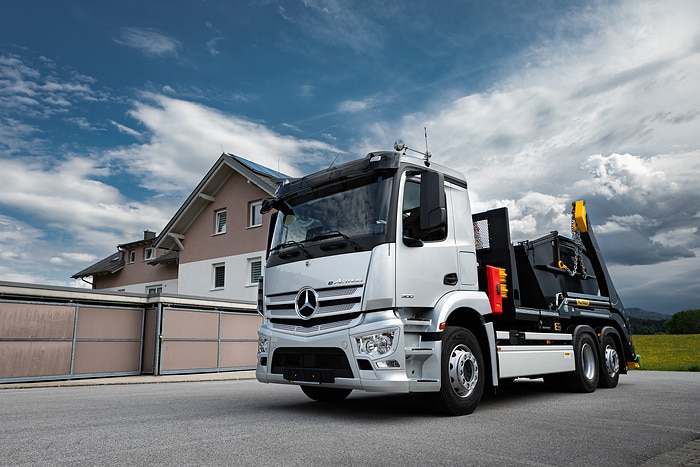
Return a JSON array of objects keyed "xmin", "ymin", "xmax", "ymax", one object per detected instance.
[{"xmin": 665, "ymin": 309, "xmax": 700, "ymax": 334}]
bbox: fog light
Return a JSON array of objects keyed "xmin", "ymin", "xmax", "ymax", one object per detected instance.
[
  {"xmin": 355, "ymin": 330, "xmax": 397, "ymax": 358},
  {"xmin": 258, "ymin": 337, "xmax": 269, "ymax": 354}
]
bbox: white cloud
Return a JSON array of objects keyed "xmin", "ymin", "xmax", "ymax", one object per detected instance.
[
  {"xmin": 0, "ymin": 156, "xmax": 171, "ymax": 249},
  {"xmin": 361, "ymin": 0, "xmax": 700, "ymax": 311},
  {"xmin": 114, "ymin": 27, "xmax": 181, "ymax": 57},
  {"xmin": 205, "ymin": 23, "xmax": 224, "ymax": 56},
  {"xmin": 0, "ymin": 53, "xmax": 104, "ymax": 120},
  {"xmin": 108, "ymin": 93, "xmax": 341, "ymax": 194},
  {"xmin": 372, "ymin": 1, "xmax": 699, "ymax": 241},
  {"xmin": 337, "ymin": 99, "xmax": 371, "ymax": 113},
  {"xmin": 110, "ymin": 120, "xmax": 141, "ymax": 138}
]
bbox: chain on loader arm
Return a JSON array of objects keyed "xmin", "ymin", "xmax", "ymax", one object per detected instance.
[{"xmin": 569, "ymin": 203, "xmax": 585, "ymax": 277}]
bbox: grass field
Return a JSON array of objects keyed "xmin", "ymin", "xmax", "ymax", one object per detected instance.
[{"xmin": 630, "ymin": 334, "xmax": 700, "ymax": 371}]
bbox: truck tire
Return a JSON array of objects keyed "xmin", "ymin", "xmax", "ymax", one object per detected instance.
[
  {"xmin": 598, "ymin": 334, "xmax": 620, "ymax": 388},
  {"xmin": 431, "ymin": 326, "xmax": 484, "ymax": 416},
  {"xmin": 300, "ymin": 385, "xmax": 352, "ymax": 402},
  {"xmin": 565, "ymin": 332, "xmax": 599, "ymax": 393}
]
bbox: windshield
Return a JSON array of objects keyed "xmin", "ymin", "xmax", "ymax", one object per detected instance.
[{"xmin": 270, "ymin": 173, "xmax": 394, "ymax": 256}]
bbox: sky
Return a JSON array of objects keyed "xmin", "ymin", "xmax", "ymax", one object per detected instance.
[{"xmin": 0, "ymin": 0, "xmax": 698, "ymax": 314}]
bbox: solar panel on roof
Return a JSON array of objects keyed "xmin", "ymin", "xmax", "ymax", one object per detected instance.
[{"xmin": 233, "ymin": 155, "xmax": 289, "ymax": 179}]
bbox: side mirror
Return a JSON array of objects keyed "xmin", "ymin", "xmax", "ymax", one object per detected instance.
[
  {"xmin": 260, "ymin": 198, "xmax": 275, "ymax": 215},
  {"xmin": 260, "ymin": 198, "xmax": 293, "ymax": 216},
  {"xmin": 419, "ymin": 170, "xmax": 446, "ymax": 234}
]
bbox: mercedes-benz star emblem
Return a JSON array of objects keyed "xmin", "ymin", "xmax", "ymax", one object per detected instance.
[{"xmin": 295, "ymin": 287, "xmax": 319, "ymax": 319}]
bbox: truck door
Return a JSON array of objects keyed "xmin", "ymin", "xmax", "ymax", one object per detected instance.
[{"xmin": 395, "ymin": 171, "xmax": 458, "ymax": 308}]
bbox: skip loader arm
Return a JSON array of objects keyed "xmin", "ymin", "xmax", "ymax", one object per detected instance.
[{"xmin": 573, "ymin": 200, "xmax": 638, "ymax": 366}]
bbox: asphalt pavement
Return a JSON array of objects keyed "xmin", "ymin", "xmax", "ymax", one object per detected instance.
[{"xmin": 2, "ymin": 370, "xmax": 698, "ymax": 466}]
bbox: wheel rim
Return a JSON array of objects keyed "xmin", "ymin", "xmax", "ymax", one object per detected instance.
[
  {"xmin": 581, "ymin": 342, "xmax": 597, "ymax": 381},
  {"xmin": 448, "ymin": 344, "xmax": 479, "ymax": 398},
  {"xmin": 604, "ymin": 344, "xmax": 620, "ymax": 377}
]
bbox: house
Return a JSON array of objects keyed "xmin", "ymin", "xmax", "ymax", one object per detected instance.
[
  {"xmin": 73, "ymin": 153, "xmax": 287, "ymax": 302},
  {"xmin": 72, "ymin": 230, "xmax": 178, "ymax": 294}
]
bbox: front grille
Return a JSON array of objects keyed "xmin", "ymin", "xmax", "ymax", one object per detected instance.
[
  {"xmin": 266, "ymin": 285, "xmax": 363, "ymax": 322},
  {"xmin": 271, "ymin": 347, "xmax": 354, "ymax": 380}
]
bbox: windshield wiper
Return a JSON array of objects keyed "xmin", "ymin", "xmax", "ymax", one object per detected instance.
[
  {"xmin": 270, "ymin": 240, "xmax": 312, "ymax": 258},
  {"xmin": 306, "ymin": 230, "xmax": 362, "ymax": 251}
]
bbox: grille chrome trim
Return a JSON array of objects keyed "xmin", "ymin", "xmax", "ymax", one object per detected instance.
[{"xmin": 267, "ymin": 285, "xmax": 363, "ymax": 319}]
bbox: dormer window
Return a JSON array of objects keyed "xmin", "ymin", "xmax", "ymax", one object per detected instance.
[{"xmin": 144, "ymin": 248, "xmax": 156, "ymax": 261}]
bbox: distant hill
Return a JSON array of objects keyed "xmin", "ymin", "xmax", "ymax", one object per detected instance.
[
  {"xmin": 626, "ymin": 307, "xmax": 669, "ymax": 335},
  {"xmin": 626, "ymin": 307, "xmax": 673, "ymax": 320}
]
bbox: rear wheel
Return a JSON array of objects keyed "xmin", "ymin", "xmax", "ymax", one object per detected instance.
[
  {"xmin": 300, "ymin": 385, "xmax": 352, "ymax": 402},
  {"xmin": 431, "ymin": 326, "xmax": 484, "ymax": 416},
  {"xmin": 565, "ymin": 332, "xmax": 599, "ymax": 393},
  {"xmin": 598, "ymin": 334, "xmax": 620, "ymax": 388}
]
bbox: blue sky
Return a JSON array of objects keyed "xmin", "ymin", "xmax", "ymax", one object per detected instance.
[{"xmin": 1, "ymin": 0, "xmax": 698, "ymax": 314}]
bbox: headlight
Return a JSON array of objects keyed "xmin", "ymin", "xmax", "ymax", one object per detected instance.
[
  {"xmin": 355, "ymin": 330, "xmax": 397, "ymax": 358},
  {"xmin": 258, "ymin": 337, "xmax": 269, "ymax": 354}
]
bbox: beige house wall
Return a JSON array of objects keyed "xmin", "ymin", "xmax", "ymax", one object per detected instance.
[
  {"xmin": 179, "ymin": 172, "xmax": 271, "ymax": 264},
  {"xmin": 93, "ymin": 248, "xmax": 178, "ymax": 290}
]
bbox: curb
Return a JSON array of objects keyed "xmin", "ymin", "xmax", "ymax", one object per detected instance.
[{"xmin": 0, "ymin": 370, "xmax": 257, "ymax": 390}]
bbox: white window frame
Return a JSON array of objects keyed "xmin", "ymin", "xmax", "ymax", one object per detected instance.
[
  {"xmin": 128, "ymin": 250, "xmax": 136, "ymax": 263},
  {"xmin": 247, "ymin": 257, "xmax": 262, "ymax": 286},
  {"xmin": 249, "ymin": 200, "xmax": 263, "ymax": 228},
  {"xmin": 146, "ymin": 285, "xmax": 162, "ymax": 295},
  {"xmin": 215, "ymin": 209, "xmax": 227, "ymax": 234},
  {"xmin": 212, "ymin": 263, "xmax": 226, "ymax": 290},
  {"xmin": 144, "ymin": 247, "xmax": 156, "ymax": 261}
]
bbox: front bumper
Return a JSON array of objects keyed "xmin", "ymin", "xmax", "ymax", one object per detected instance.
[{"xmin": 256, "ymin": 311, "xmax": 441, "ymax": 393}]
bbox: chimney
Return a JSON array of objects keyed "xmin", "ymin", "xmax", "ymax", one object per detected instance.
[{"xmin": 144, "ymin": 230, "xmax": 156, "ymax": 240}]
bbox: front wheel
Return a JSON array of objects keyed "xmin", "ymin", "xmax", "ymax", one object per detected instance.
[
  {"xmin": 430, "ymin": 326, "xmax": 485, "ymax": 416},
  {"xmin": 300, "ymin": 385, "xmax": 352, "ymax": 402}
]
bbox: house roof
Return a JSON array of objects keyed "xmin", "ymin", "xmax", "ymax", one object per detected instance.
[
  {"xmin": 118, "ymin": 231, "xmax": 156, "ymax": 249},
  {"xmin": 154, "ymin": 153, "xmax": 287, "ymax": 251},
  {"xmin": 72, "ymin": 251, "xmax": 124, "ymax": 279}
]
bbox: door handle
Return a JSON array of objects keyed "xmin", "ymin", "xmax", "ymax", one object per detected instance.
[{"xmin": 443, "ymin": 273, "xmax": 458, "ymax": 286}]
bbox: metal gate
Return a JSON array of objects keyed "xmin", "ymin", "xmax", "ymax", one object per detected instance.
[
  {"xmin": 0, "ymin": 300, "xmax": 143, "ymax": 383},
  {"xmin": 156, "ymin": 306, "xmax": 260, "ymax": 375}
]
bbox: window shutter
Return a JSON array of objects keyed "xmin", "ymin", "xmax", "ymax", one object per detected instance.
[
  {"xmin": 250, "ymin": 260, "xmax": 262, "ymax": 284},
  {"xmin": 214, "ymin": 265, "xmax": 225, "ymax": 288},
  {"xmin": 217, "ymin": 210, "xmax": 227, "ymax": 233}
]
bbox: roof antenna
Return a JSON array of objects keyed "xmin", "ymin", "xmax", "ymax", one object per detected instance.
[
  {"xmin": 393, "ymin": 127, "xmax": 432, "ymax": 167},
  {"xmin": 423, "ymin": 127, "xmax": 431, "ymax": 165},
  {"xmin": 328, "ymin": 153, "xmax": 340, "ymax": 169},
  {"xmin": 220, "ymin": 144, "xmax": 225, "ymax": 155}
]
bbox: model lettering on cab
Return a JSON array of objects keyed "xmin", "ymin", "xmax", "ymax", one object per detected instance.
[{"xmin": 327, "ymin": 279, "xmax": 363, "ymax": 286}]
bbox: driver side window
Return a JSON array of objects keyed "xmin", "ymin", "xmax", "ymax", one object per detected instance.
[
  {"xmin": 402, "ymin": 180, "xmax": 422, "ymax": 239},
  {"xmin": 402, "ymin": 175, "xmax": 447, "ymax": 242}
]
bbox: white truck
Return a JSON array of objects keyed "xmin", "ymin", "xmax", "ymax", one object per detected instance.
[{"xmin": 255, "ymin": 143, "xmax": 638, "ymax": 415}]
